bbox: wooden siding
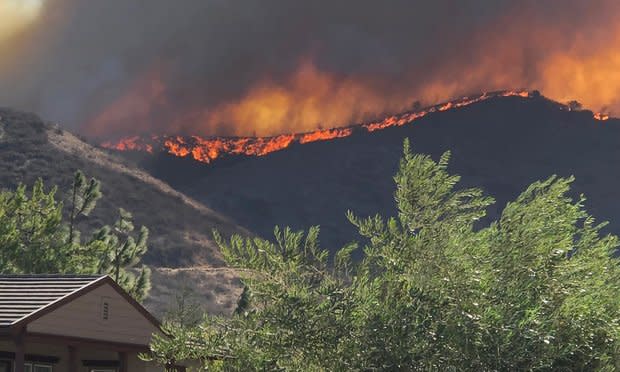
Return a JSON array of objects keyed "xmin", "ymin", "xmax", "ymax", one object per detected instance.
[{"xmin": 28, "ymin": 284, "xmax": 159, "ymax": 346}]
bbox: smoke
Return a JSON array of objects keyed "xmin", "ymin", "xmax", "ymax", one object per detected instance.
[
  {"xmin": 0, "ymin": 0, "xmax": 618, "ymax": 139},
  {"xmin": 0, "ymin": 0, "xmax": 44, "ymax": 43}
]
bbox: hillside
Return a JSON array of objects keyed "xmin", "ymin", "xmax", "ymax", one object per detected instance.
[
  {"xmin": 5, "ymin": 93, "xmax": 615, "ymax": 316},
  {"xmin": 0, "ymin": 108, "xmax": 244, "ymax": 315},
  {"xmin": 131, "ymin": 94, "xmax": 620, "ymax": 253}
]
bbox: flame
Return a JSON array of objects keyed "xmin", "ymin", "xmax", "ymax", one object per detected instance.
[
  {"xmin": 87, "ymin": 60, "xmax": 408, "ymax": 138},
  {"xmin": 86, "ymin": 49, "xmax": 618, "ymax": 140},
  {"xmin": 363, "ymin": 90, "xmax": 530, "ymax": 132},
  {"xmin": 198, "ymin": 62, "xmax": 407, "ymax": 136},
  {"xmin": 299, "ymin": 128, "xmax": 353, "ymax": 144},
  {"xmin": 102, "ymin": 136, "xmax": 154, "ymax": 153},
  {"xmin": 594, "ymin": 112, "xmax": 610, "ymax": 121},
  {"xmin": 3, "ymin": 1, "xmax": 620, "ymax": 141},
  {"xmin": 103, "ymin": 90, "xmax": 613, "ymax": 164}
]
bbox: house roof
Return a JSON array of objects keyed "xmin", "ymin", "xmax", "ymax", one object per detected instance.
[{"xmin": 0, "ymin": 275, "xmax": 160, "ymax": 330}]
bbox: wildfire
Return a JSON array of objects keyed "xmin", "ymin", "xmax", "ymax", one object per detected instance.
[
  {"xmin": 103, "ymin": 90, "xmax": 612, "ymax": 164},
  {"xmin": 299, "ymin": 128, "xmax": 353, "ymax": 144},
  {"xmin": 363, "ymin": 90, "xmax": 529, "ymax": 132},
  {"xmin": 594, "ymin": 112, "xmax": 610, "ymax": 121},
  {"xmin": 105, "ymin": 136, "xmax": 155, "ymax": 153}
]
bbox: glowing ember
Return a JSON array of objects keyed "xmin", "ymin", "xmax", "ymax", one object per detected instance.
[
  {"xmin": 102, "ymin": 90, "xmax": 612, "ymax": 164},
  {"xmin": 101, "ymin": 136, "xmax": 154, "ymax": 153},
  {"xmin": 594, "ymin": 112, "xmax": 610, "ymax": 121}
]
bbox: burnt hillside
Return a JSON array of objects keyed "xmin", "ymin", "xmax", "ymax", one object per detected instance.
[{"xmin": 134, "ymin": 95, "xmax": 620, "ymax": 252}]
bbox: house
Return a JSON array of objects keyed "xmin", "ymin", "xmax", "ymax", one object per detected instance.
[{"xmin": 0, "ymin": 275, "xmax": 183, "ymax": 372}]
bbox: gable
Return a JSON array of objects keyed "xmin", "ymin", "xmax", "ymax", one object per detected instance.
[
  {"xmin": 0, "ymin": 276, "xmax": 100, "ymax": 327},
  {"xmin": 27, "ymin": 283, "xmax": 160, "ymax": 346}
]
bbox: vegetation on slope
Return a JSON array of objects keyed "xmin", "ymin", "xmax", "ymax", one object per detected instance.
[
  {"xmin": 142, "ymin": 95, "xmax": 620, "ymax": 256},
  {"xmin": 149, "ymin": 141, "xmax": 620, "ymax": 371},
  {"xmin": 0, "ymin": 108, "xmax": 246, "ymax": 314},
  {"xmin": 0, "ymin": 171, "xmax": 150, "ymax": 300}
]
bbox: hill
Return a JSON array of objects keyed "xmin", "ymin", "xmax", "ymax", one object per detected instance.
[
  {"xmin": 130, "ymin": 94, "xmax": 620, "ymax": 253},
  {"xmin": 0, "ymin": 108, "xmax": 245, "ymax": 315}
]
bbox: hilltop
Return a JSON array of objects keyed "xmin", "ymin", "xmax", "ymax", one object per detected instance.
[{"xmin": 127, "ymin": 94, "xmax": 620, "ymax": 253}]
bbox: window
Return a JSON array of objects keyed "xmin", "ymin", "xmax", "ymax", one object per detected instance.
[
  {"xmin": 83, "ymin": 360, "xmax": 118, "ymax": 371},
  {"xmin": 0, "ymin": 360, "xmax": 10, "ymax": 372},
  {"xmin": 24, "ymin": 363, "xmax": 53, "ymax": 372}
]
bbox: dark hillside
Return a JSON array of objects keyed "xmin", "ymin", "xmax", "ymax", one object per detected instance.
[{"xmin": 135, "ymin": 95, "xmax": 620, "ymax": 252}]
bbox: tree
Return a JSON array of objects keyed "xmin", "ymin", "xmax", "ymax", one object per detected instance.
[
  {"xmin": 0, "ymin": 171, "xmax": 151, "ymax": 301},
  {"xmin": 0, "ymin": 179, "xmax": 68, "ymax": 273},
  {"xmin": 164, "ymin": 286, "xmax": 206, "ymax": 328},
  {"xmin": 94, "ymin": 208, "xmax": 151, "ymax": 302},
  {"xmin": 148, "ymin": 140, "xmax": 620, "ymax": 371},
  {"xmin": 67, "ymin": 170, "xmax": 102, "ymax": 245},
  {"xmin": 567, "ymin": 100, "xmax": 583, "ymax": 111}
]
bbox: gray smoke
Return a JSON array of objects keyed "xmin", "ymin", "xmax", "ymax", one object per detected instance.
[{"xmin": 0, "ymin": 0, "xmax": 615, "ymax": 138}]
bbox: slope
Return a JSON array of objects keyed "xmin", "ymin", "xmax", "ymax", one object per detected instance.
[
  {"xmin": 0, "ymin": 108, "xmax": 245, "ymax": 315},
  {"xmin": 134, "ymin": 95, "xmax": 620, "ymax": 252}
]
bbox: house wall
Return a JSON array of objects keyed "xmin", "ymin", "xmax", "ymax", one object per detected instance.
[
  {"xmin": 0, "ymin": 340, "xmax": 163, "ymax": 371},
  {"xmin": 0, "ymin": 280, "xmax": 179, "ymax": 371},
  {"xmin": 28, "ymin": 284, "xmax": 160, "ymax": 346}
]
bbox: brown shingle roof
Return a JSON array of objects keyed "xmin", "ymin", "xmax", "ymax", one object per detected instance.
[{"xmin": 0, "ymin": 275, "xmax": 106, "ymax": 327}]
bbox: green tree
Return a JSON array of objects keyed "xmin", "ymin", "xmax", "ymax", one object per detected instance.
[
  {"xmin": 0, "ymin": 172, "xmax": 151, "ymax": 301},
  {"xmin": 0, "ymin": 179, "xmax": 67, "ymax": 273},
  {"xmin": 164, "ymin": 286, "xmax": 206, "ymax": 328},
  {"xmin": 67, "ymin": 170, "xmax": 102, "ymax": 245},
  {"xmin": 94, "ymin": 208, "xmax": 151, "ymax": 302},
  {"xmin": 148, "ymin": 140, "xmax": 620, "ymax": 371}
]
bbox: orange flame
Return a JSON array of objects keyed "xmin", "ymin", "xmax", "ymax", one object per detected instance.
[
  {"xmin": 101, "ymin": 136, "xmax": 154, "ymax": 153},
  {"xmin": 363, "ymin": 90, "xmax": 531, "ymax": 132},
  {"xmin": 103, "ymin": 90, "xmax": 613, "ymax": 164},
  {"xmin": 173, "ymin": 61, "xmax": 407, "ymax": 137},
  {"xmin": 86, "ymin": 49, "xmax": 616, "ymax": 141},
  {"xmin": 101, "ymin": 90, "xmax": 518, "ymax": 163},
  {"xmin": 299, "ymin": 128, "xmax": 353, "ymax": 144},
  {"xmin": 594, "ymin": 112, "xmax": 610, "ymax": 121}
]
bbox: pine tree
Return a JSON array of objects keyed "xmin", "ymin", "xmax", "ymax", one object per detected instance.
[
  {"xmin": 0, "ymin": 180, "xmax": 65, "ymax": 273},
  {"xmin": 94, "ymin": 208, "xmax": 151, "ymax": 302},
  {"xmin": 67, "ymin": 170, "xmax": 101, "ymax": 245},
  {"xmin": 0, "ymin": 171, "xmax": 151, "ymax": 301}
]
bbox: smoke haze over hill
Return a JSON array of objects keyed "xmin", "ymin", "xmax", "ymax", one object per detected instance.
[{"xmin": 1, "ymin": 0, "xmax": 619, "ymax": 138}]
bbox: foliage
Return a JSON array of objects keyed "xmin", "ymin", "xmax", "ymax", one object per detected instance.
[
  {"xmin": 164, "ymin": 286, "xmax": 206, "ymax": 328},
  {"xmin": 94, "ymin": 208, "xmax": 151, "ymax": 301},
  {"xmin": 148, "ymin": 140, "xmax": 620, "ymax": 371},
  {"xmin": 67, "ymin": 170, "xmax": 102, "ymax": 245},
  {"xmin": 0, "ymin": 171, "xmax": 151, "ymax": 300}
]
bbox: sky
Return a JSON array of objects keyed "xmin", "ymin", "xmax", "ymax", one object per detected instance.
[{"xmin": 1, "ymin": 0, "xmax": 619, "ymax": 139}]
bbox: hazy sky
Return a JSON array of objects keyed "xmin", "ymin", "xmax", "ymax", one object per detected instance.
[{"xmin": 0, "ymin": 0, "xmax": 619, "ymax": 138}]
